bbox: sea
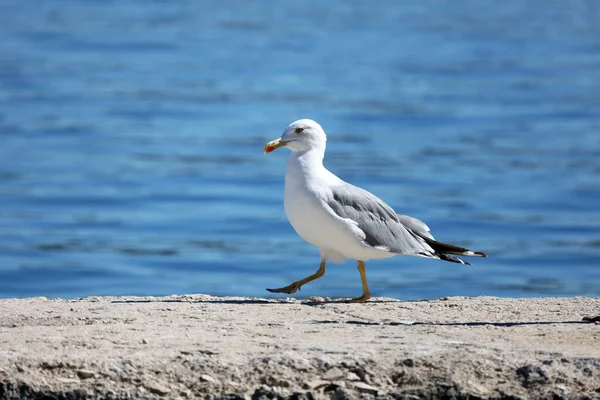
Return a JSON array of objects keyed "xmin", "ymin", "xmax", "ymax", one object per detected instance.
[{"xmin": 1, "ymin": 0, "xmax": 599, "ymax": 300}]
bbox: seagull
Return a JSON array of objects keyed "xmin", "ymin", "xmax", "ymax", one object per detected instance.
[{"xmin": 264, "ymin": 119, "xmax": 487, "ymax": 303}]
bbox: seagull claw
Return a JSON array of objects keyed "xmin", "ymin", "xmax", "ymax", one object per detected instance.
[
  {"xmin": 344, "ymin": 294, "xmax": 371, "ymax": 303},
  {"xmin": 266, "ymin": 285, "xmax": 299, "ymax": 294},
  {"xmin": 265, "ymin": 261, "xmax": 326, "ymax": 296}
]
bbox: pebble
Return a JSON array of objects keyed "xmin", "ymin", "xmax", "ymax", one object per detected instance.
[
  {"xmin": 346, "ymin": 372, "xmax": 361, "ymax": 381},
  {"xmin": 467, "ymin": 381, "xmax": 490, "ymax": 396},
  {"xmin": 330, "ymin": 381, "xmax": 345, "ymax": 389},
  {"xmin": 146, "ymin": 381, "xmax": 170, "ymax": 396},
  {"xmin": 304, "ymin": 380, "xmax": 328, "ymax": 390},
  {"xmin": 56, "ymin": 377, "xmax": 80, "ymax": 384},
  {"xmin": 353, "ymin": 382, "xmax": 378, "ymax": 395},
  {"xmin": 200, "ymin": 374, "xmax": 218, "ymax": 384},
  {"xmin": 313, "ymin": 381, "xmax": 345, "ymax": 392},
  {"xmin": 109, "ymin": 366, "xmax": 123, "ymax": 374},
  {"xmin": 76, "ymin": 369, "xmax": 96, "ymax": 379},
  {"xmin": 323, "ymin": 367, "xmax": 345, "ymax": 381},
  {"xmin": 403, "ymin": 358, "xmax": 415, "ymax": 367}
]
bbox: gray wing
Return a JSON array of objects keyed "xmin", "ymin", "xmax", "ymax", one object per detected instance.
[
  {"xmin": 396, "ymin": 215, "xmax": 434, "ymax": 240},
  {"xmin": 325, "ymin": 183, "xmax": 435, "ymax": 255}
]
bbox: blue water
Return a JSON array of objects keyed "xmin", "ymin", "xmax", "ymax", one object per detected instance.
[{"xmin": 1, "ymin": 1, "xmax": 599, "ymax": 300}]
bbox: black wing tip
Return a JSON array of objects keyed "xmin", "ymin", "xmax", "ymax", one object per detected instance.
[
  {"xmin": 464, "ymin": 250, "xmax": 487, "ymax": 257},
  {"xmin": 439, "ymin": 253, "xmax": 472, "ymax": 265},
  {"xmin": 424, "ymin": 238, "xmax": 488, "ymax": 259}
]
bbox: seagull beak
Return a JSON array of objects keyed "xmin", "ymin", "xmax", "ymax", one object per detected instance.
[{"xmin": 264, "ymin": 137, "xmax": 288, "ymax": 154}]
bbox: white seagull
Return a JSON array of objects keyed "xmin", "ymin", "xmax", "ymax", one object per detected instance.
[{"xmin": 264, "ymin": 119, "xmax": 486, "ymax": 302}]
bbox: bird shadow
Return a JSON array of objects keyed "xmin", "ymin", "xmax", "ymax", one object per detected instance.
[
  {"xmin": 107, "ymin": 298, "xmax": 600, "ymax": 326},
  {"xmin": 110, "ymin": 297, "xmax": 401, "ymax": 306},
  {"xmin": 111, "ymin": 298, "xmax": 275, "ymax": 305},
  {"xmin": 312, "ymin": 320, "xmax": 592, "ymax": 327}
]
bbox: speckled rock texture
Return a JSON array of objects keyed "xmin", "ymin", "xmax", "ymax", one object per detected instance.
[{"xmin": 1, "ymin": 295, "xmax": 599, "ymax": 399}]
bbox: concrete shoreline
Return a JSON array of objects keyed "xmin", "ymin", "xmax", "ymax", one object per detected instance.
[{"xmin": 0, "ymin": 295, "xmax": 599, "ymax": 399}]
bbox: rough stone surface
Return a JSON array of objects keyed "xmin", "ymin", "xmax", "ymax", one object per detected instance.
[
  {"xmin": 0, "ymin": 295, "xmax": 599, "ymax": 399},
  {"xmin": 323, "ymin": 368, "xmax": 345, "ymax": 381}
]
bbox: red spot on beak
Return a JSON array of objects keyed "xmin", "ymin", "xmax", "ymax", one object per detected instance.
[{"xmin": 264, "ymin": 138, "xmax": 283, "ymax": 154}]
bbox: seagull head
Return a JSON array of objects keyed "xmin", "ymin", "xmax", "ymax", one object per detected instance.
[{"xmin": 264, "ymin": 119, "xmax": 327, "ymax": 154}]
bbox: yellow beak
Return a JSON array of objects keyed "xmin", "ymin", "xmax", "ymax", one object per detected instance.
[{"xmin": 264, "ymin": 137, "xmax": 288, "ymax": 154}]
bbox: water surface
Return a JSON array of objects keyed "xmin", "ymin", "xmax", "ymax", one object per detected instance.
[{"xmin": 1, "ymin": 1, "xmax": 599, "ymax": 300}]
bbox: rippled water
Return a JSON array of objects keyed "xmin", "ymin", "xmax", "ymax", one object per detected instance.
[{"xmin": 1, "ymin": 1, "xmax": 599, "ymax": 300}]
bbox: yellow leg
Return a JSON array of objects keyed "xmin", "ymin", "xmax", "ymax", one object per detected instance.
[
  {"xmin": 346, "ymin": 260, "xmax": 371, "ymax": 303},
  {"xmin": 267, "ymin": 260, "xmax": 326, "ymax": 294}
]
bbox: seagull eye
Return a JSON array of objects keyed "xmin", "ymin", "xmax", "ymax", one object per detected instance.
[{"xmin": 294, "ymin": 127, "xmax": 304, "ymax": 134}]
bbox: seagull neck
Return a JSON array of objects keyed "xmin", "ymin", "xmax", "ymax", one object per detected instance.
[{"xmin": 287, "ymin": 148, "xmax": 326, "ymax": 178}]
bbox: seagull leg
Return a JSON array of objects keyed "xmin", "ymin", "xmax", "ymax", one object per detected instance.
[
  {"xmin": 346, "ymin": 260, "xmax": 371, "ymax": 303},
  {"xmin": 266, "ymin": 260, "xmax": 326, "ymax": 294}
]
